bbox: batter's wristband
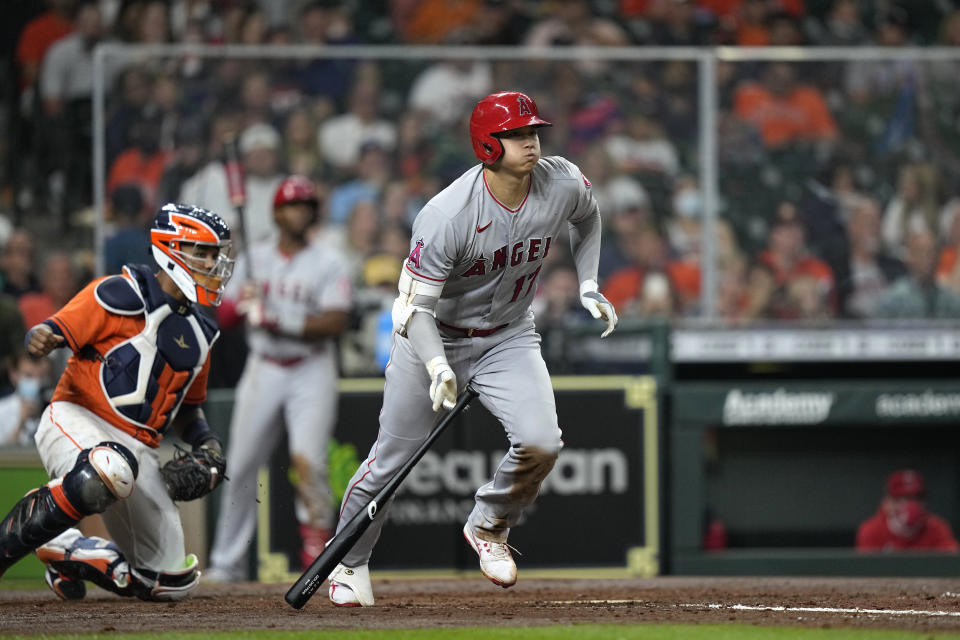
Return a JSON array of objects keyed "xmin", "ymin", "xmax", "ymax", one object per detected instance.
[{"xmin": 181, "ymin": 418, "xmax": 217, "ymax": 449}]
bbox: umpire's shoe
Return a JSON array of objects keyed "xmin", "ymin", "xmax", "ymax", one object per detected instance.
[
  {"xmin": 462, "ymin": 524, "xmax": 517, "ymax": 588},
  {"xmin": 328, "ymin": 563, "xmax": 374, "ymax": 607}
]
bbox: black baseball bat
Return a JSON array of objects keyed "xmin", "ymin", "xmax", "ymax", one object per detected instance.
[{"xmin": 284, "ymin": 385, "xmax": 479, "ymax": 609}]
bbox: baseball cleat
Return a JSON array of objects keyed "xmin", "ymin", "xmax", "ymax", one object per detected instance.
[
  {"xmin": 44, "ymin": 566, "xmax": 86, "ymax": 600},
  {"xmin": 462, "ymin": 524, "xmax": 517, "ymax": 588},
  {"xmin": 328, "ymin": 563, "xmax": 374, "ymax": 607}
]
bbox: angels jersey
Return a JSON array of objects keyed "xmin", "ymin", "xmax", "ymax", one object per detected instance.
[
  {"xmin": 404, "ymin": 156, "xmax": 599, "ymax": 328},
  {"xmin": 227, "ymin": 241, "xmax": 353, "ymax": 360}
]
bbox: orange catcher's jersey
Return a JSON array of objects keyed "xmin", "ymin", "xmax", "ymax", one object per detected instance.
[{"xmin": 47, "ymin": 264, "xmax": 219, "ymax": 447}]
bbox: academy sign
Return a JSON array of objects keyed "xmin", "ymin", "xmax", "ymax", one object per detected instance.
[{"xmin": 722, "ymin": 388, "xmax": 835, "ymax": 425}]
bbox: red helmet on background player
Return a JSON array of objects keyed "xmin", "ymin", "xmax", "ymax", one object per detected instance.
[
  {"xmin": 469, "ymin": 91, "xmax": 552, "ymax": 165},
  {"xmin": 274, "ymin": 175, "xmax": 319, "ymax": 209},
  {"xmin": 151, "ymin": 203, "xmax": 234, "ymax": 307}
]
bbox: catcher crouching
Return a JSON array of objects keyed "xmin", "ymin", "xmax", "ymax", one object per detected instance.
[{"xmin": 0, "ymin": 203, "xmax": 233, "ymax": 601}]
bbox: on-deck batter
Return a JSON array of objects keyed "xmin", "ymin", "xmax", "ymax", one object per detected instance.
[
  {"xmin": 326, "ymin": 91, "xmax": 618, "ymax": 607},
  {"xmin": 207, "ymin": 175, "xmax": 353, "ymax": 581}
]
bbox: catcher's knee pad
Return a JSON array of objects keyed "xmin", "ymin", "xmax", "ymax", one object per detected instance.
[
  {"xmin": 129, "ymin": 554, "xmax": 200, "ymax": 601},
  {"xmin": 61, "ymin": 441, "xmax": 139, "ymax": 516}
]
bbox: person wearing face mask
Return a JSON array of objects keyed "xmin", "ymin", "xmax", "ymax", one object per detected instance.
[
  {"xmin": 855, "ymin": 469, "xmax": 959, "ymax": 553},
  {"xmin": 0, "ymin": 351, "xmax": 52, "ymax": 447}
]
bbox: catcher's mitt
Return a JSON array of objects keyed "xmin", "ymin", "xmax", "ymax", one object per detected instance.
[{"xmin": 161, "ymin": 444, "xmax": 227, "ymax": 501}]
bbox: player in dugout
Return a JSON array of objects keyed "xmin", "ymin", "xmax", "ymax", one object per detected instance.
[
  {"xmin": 323, "ymin": 91, "xmax": 618, "ymax": 607},
  {"xmin": 856, "ymin": 469, "xmax": 959, "ymax": 553},
  {"xmin": 0, "ymin": 203, "xmax": 234, "ymax": 601}
]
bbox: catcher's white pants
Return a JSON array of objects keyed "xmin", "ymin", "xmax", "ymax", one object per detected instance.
[
  {"xmin": 208, "ymin": 353, "xmax": 338, "ymax": 579},
  {"xmin": 34, "ymin": 401, "xmax": 187, "ymax": 572}
]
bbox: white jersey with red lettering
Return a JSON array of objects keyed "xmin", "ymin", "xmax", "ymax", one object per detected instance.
[
  {"xmin": 404, "ymin": 156, "xmax": 598, "ymax": 329},
  {"xmin": 336, "ymin": 155, "xmax": 603, "ymax": 569},
  {"xmin": 207, "ymin": 238, "xmax": 353, "ymax": 582}
]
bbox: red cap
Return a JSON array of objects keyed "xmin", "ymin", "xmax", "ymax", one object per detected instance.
[{"xmin": 887, "ymin": 469, "xmax": 925, "ymax": 498}]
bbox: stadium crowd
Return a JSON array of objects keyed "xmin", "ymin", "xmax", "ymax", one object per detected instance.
[{"xmin": 1, "ymin": 0, "xmax": 960, "ymax": 397}]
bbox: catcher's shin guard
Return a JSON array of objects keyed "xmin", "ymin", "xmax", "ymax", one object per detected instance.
[
  {"xmin": 129, "ymin": 554, "xmax": 201, "ymax": 601},
  {"xmin": 36, "ymin": 529, "xmax": 131, "ymax": 597},
  {"xmin": 0, "ymin": 487, "xmax": 80, "ymax": 577}
]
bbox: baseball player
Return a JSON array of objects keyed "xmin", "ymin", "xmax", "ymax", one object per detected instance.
[
  {"xmin": 0, "ymin": 204, "xmax": 234, "ymax": 601},
  {"xmin": 206, "ymin": 175, "xmax": 352, "ymax": 581},
  {"xmin": 326, "ymin": 91, "xmax": 618, "ymax": 607}
]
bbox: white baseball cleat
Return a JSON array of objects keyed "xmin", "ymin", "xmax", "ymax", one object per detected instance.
[
  {"xmin": 328, "ymin": 563, "xmax": 374, "ymax": 607},
  {"xmin": 462, "ymin": 523, "xmax": 517, "ymax": 588}
]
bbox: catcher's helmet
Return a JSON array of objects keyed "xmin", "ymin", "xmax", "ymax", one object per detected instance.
[
  {"xmin": 151, "ymin": 203, "xmax": 234, "ymax": 307},
  {"xmin": 469, "ymin": 91, "xmax": 551, "ymax": 165},
  {"xmin": 273, "ymin": 175, "xmax": 319, "ymax": 209}
]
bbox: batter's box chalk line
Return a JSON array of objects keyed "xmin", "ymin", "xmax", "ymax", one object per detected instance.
[{"xmin": 680, "ymin": 603, "xmax": 960, "ymax": 618}]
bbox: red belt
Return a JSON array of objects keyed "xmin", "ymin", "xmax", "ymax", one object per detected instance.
[
  {"xmin": 260, "ymin": 354, "xmax": 306, "ymax": 367},
  {"xmin": 437, "ymin": 320, "xmax": 508, "ymax": 338}
]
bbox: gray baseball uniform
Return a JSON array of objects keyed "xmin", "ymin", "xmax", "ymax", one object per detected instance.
[
  {"xmin": 209, "ymin": 240, "xmax": 352, "ymax": 580},
  {"xmin": 338, "ymin": 156, "xmax": 602, "ymax": 566}
]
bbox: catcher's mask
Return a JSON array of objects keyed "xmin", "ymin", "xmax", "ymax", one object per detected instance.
[
  {"xmin": 469, "ymin": 90, "xmax": 551, "ymax": 165},
  {"xmin": 151, "ymin": 203, "xmax": 234, "ymax": 307}
]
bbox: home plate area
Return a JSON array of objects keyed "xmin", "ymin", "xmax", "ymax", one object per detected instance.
[{"xmin": 2, "ymin": 576, "xmax": 959, "ymax": 634}]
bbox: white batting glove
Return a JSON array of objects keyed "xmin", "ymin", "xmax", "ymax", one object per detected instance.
[
  {"xmin": 426, "ymin": 356, "xmax": 457, "ymax": 412},
  {"xmin": 580, "ymin": 279, "xmax": 619, "ymax": 338}
]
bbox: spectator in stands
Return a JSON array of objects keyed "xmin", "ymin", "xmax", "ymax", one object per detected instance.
[
  {"xmin": 856, "ymin": 469, "xmax": 959, "ymax": 553},
  {"xmin": 328, "ymin": 141, "xmax": 390, "ymax": 225},
  {"xmin": 807, "ymin": 0, "xmax": 869, "ymax": 46},
  {"xmin": 882, "ymin": 163, "xmax": 941, "ymax": 260},
  {"xmin": 103, "ymin": 183, "xmax": 151, "ymax": 275},
  {"xmin": 644, "ymin": 0, "xmax": 713, "ymax": 46},
  {"xmin": 179, "ymin": 121, "xmax": 284, "ymax": 243},
  {"xmin": 755, "ymin": 202, "xmax": 836, "ymax": 319},
  {"xmin": 106, "ymin": 111, "xmax": 172, "ymax": 211},
  {"xmin": 842, "ymin": 195, "xmax": 906, "ymax": 319},
  {"xmin": 282, "ymin": 107, "xmax": 323, "ymax": 179},
  {"xmin": 0, "ymin": 230, "xmax": 40, "ymax": 299},
  {"xmin": 733, "ymin": 62, "xmax": 838, "ymax": 149},
  {"xmin": 601, "ymin": 225, "xmax": 676, "ymax": 318},
  {"xmin": 39, "ymin": 0, "xmax": 109, "ymax": 222},
  {"xmin": 408, "ymin": 58, "xmax": 493, "ymax": 128},
  {"xmin": 531, "ymin": 262, "xmax": 583, "ymax": 331},
  {"xmin": 875, "ymin": 227, "xmax": 960, "ymax": 319},
  {"xmin": 18, "ymin": 252, "xmax": 77, "ymax": 329},
  {"xmin": 0, "ymin": 351, "xmax": 53, "ymax": 447},
  {"xmin": 156, "ymin": 118, "xmax": 207, "ymax": 206},
  {"xmin": 12, "ymin": 0, "xmax": 74, "ymax": 205},
  {"xmin": 318, "ymin": 79, "xmax": 397, "ymax": 173},
  {"xmin": 293, "ymin": 1, "xmax": 356, "ymax": 101},
  {"xmin": 604, "ymin": 113, "xmax": 680, "ymax": 178},
  {"xmin": 15, "ymin": 0, "xmax": 74, "ymax": 100},
  {"xmin": 597, "ymin": 176, "xmax": 654, "ymax": 281}
]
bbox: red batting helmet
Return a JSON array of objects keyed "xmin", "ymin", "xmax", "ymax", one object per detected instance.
[
  {"xmin": 469, "ymin": 91, "xmax": 551, "ymax": 165},
  {"xmin": 273, "ymin": 175, "xmax": 319, "ymax": 209}
]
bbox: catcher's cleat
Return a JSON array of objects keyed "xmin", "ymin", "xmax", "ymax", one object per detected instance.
[
  {"xmin": 44, "ymin": 565, "xmax": 86, "ymax": 600},
  {"xmin": 328, "ymin": 563, "xmax": 374, "ymax": 607},
  {"xmin": 36, "ymin": 529, "xmax": 130, "ymax": 595},
  {"xmin": 462, "ymin": 524, "xmax": 517, "ymax": 588}
]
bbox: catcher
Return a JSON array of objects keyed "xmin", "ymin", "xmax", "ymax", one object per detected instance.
[{"xmin": 0, "ymin": 203, "xmax": 233, "ymax": 601}]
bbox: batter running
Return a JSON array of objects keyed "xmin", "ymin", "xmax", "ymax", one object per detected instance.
[{"xmin": 327, "ymin": 91, "xmax": 618, "ymax": 607}]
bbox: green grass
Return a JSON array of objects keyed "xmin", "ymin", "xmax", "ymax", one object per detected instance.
[{"xmin": 5, "ymin": 626, "xmax": 960, "ymax": 640}]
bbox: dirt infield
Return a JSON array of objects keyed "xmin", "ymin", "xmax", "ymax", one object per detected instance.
[{"xmin": 3, "ymin": 576, "xmax": 960, "ymax": 635}]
